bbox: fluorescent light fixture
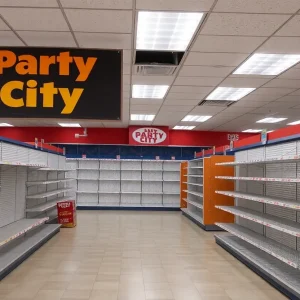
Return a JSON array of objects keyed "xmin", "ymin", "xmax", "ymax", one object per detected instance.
[
  {"xmin": 206, "ymin": 87, "xmax": 255, "ymax": 101},
  {"xmin": 287, "ymin": 120, "xmax": 300, "ymax": 125},
  {"xmin": 242, "ymin": 129, "xmax": 263, "ymax": 133},
  {"xmin": 256, "ymin": 117, "xmax": 287, "ymax": 124},
  {"xmin": 173, "ymin": 126, "xmax": 196, "ymax": 130},
  {"xmin": 132, "ymin": 85, "xmax": 169, "ymax": 99},
  {"xmin": 0, "ymin": 123, "xmax": 13, "ymax": 127},
  {"xmin": 58, "ymin": 123, "xmax": 81, "ymax": 127},
  {"xmin": 234, "ymin": 53, "xmax": 300, "ymax": 76},
  {"xmin": 136, "ymin": 11, "xmax": 204, "ymax": 51},
  {"xmin": 131, "ymin": 114, "xmax": 155, "ymax": 121},
  {"xmin": 182, "ymin": 115, "xmax": 212, "ymax": 122}
]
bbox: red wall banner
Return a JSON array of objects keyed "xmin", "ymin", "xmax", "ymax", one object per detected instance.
[
  {"xmin": 129, "ymin": 126, "xmax": 169, "ymax": 146},
  {"xmin": 0, "ymin": 127, "xmax": 255, "ymax": 147}
]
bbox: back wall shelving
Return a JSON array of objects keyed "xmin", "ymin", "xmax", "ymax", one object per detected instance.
[{"xmin": 66, "ymin": 158, "xmax": 182, "ymax": 209}]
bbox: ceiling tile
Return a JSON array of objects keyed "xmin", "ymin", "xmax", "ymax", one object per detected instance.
[
  {"xmin": 61, "ymin": 0, "xmax": 132, "ymax": 9},
  {"xmin": 189, "ymin": 106, "xmax": 225, "ymax": 114},
  {"xmin": 170, "ymin": 86, "xmax": 214, "ymax": 94},
  {"xmin": 163, "ymin": 99, "xmax": 200, "ymax": 106},
  {"xmin": 279, "ymin": 68, "xmax": 300, "ymax": 79},
  {"xmin": 185, "ymin": 52, "xmax": 248, "ymax": 67},
  {"xmin": 179, "ymin": 66, "xmax": 235, "ymax": 77},
  {"xmin": 166, "ymin": 93, "xmax": 207, "ymax": 100},
  {"xmin": 136, "ymin": 0, "xmax": 214, "ymax": 11},
  {"xmin": 65, "ymin": 9, "xmax": 132, "ymax": 33},
  {"xmin": 123, "ymin": 75, "xmax": 130, "ymax": 85},
  {"xmin": 258, "ymin": 37, "xmax": 300, "ymax": 53},
  {"xmin": 222, "ymin": 106, "xmax": 255, "ymax": 114},
  {"xmin": 123, "ymin": 63, "xmax": 131, "ymax": 75},
  {"xmin": 233, "ymin": 99, "xmax": 270, "ymax": 108},
  {"xmin": 201, "ymin": 13, "xmax": 289, "ymax": 36},
  {"xmin": 131, "ymin": 75, "xmax": 174, "ymax": 85},
  {"xmin": 0, "ymin": 19, "xmax": 9, "ymax": 30},
  {"xmin": 275, "ymin": 95, "xmax": 300, "ymax": 102},
  {"xmin": 18, "ymin": 31, "xmax": 76, "ymax": 47},
  {"xmin": 0, "ymin": 31, "xmax": 23, "ymax": 46},
  {"xmin": 75, "ymin": 32, "xmax": 131, "ymax": 49},
  {"xmin": 221, "ymin": 77, "xmax": 270, "ymax": 88},
  {"xmin": 123, "ymin": 50, "xmax": 131, "ymax": 64},
  {"xmin": 131, "ymin": 105, "xmax": 160, "ymax": 112},
  {"xmin": 290, "ymin": 90, "xmax": 300, "ymax": 95},
  {"xmin": 251, "ymin": 87, "xmax": 297, "ymax": 96},
  {"xmin": 192, "ymin": 35, "xmax": 266, "ymax": 53},
  {"xmin": 241, "ymin": 93, "xmax": 283, "ymax": 102},
  {"xmin": 160, "ymin": 105, "xmax": 194, "ymax": 112},
  {"xmin": 0, "ymin": 8, "xmax": 69, "ymax": 31},
  {"xmin": 130, "ymin": 98, "xmax": 163, "ymax": 105},
  {"xmin": 275, "ymin": 16, "xmax": 300, "ymax": 36},
  {"xmin": 174, "ymin": 77, "xmax": 223, "ymax": 87},
  {"xmin": 263, "ymin": 79, "xmax": 300, "ymax": 88},
  {"xmin": 214, "ymin": 0, "xmax": 300, "ymax": 13},
  {"xmin": 103, "ymin": 122, "xmax": 128, "ymax": 128},
  {"xmin": 0, "ymin": 0, "xmax": 58, "ymax": 6}
]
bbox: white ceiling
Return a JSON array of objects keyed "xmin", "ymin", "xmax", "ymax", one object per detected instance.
[{"xmin": 0, "ymin": 0, "xmax": 300, "ymax": 131}]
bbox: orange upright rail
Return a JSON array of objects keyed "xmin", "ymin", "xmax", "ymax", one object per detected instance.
[
  {"xmin": 180, "ymin": 161, "xmax": 188, "ymax": 208},
  {"xmin": 203, "ymin": 156, "xmax": 234, "ymax": 227}
]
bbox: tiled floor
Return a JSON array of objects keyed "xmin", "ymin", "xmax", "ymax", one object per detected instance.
[{"xmin": 0, "ymin": 211, "xmax": 287, "ymax": 299}]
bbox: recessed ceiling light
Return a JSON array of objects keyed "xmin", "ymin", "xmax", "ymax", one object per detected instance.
[
  {"xmin": 0, "ymin": 123, "xmax": 13, "ymax": 127},
  {"xmin": 58, "ymin": 123, "xmax": 81, "ymax": 127},
  {"xmin": 234, "ymin": 53, "xmax": 300, "ymax": 76},
  {"xmin": 131, "ymin": 114, "xmax": 155, "ymax": 121},
  {"xmin": 287, "ymin": 120, "xmax": 300, "ymax": 125},
  {"xmin": 182, "ymin": 115, "xmax": 212, "ymax": 122},
  {"xmin": 206, "ymin": 87, "xmax": 255, "ymax": 101},
  {"xmin": 242, "ymin": 129, "xmax": 263, "ymax": 133},
  {"xmin": 132, "ymin": 85, "xmax": 169, "ymax": 99},
  {"xmin": 136, "ymin": 11, "xmax": 204, "ymax": 51},
  {"xmin": 173, "ymin": 126, "xmax": 196, "ymax": 130},
  {"xmin": 256, "ymin": 117, "xmax": 287, "ymax": 123}
]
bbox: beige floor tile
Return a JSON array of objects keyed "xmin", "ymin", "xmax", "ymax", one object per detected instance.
[
  {"xmin": 144, "ymin": 282, "xmax": 171, "ymax": 290},
  {"xmin": 61, "ymin": 289, "xmax": 91, "ymax": 299},
  {"xmin": 40, "ymin": 281, "xmax": 67, "ymax": 290},
  {"xmin": 90, "ymin": 290, "xmax": 118, "ymax": 300},
  {"xmin": 145, "ymin": 289, "xmax": 174, "ymax": 299},
  {"xmin": 93, "ymin": 281, "xmax": 119, "ymax": 290},
  {"xmin": 33, "ymin": 289, "xmax": 64, "ymax": 300}
]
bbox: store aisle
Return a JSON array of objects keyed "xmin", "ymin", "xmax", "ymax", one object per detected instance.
[{"xmin": 0, "ymin": 211, "xmax": 286, "ymax": 300}]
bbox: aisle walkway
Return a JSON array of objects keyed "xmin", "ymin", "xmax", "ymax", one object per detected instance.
[{"xmin": 0, "ymin": 211, "xmax": 286, "ymax": 300}]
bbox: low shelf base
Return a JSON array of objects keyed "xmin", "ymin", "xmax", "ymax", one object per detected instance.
[
  {"xmin": 77, "ymin": 205, "xmax": 180, "ymax": 211},
  {"xmin": 181, "ymin": 209, "xmax": 222, "ymax": 231},
  {"xmin": 215, "ymin": 234, "xmax": 300, "ymax": 300}
]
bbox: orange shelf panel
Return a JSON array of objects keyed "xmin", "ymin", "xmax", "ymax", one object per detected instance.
[
  {"xmin": 203, "ymin": 156, "xmax": 234, "ymax": 225},
  {"xmin": 180, "ymin": 161, "xmax": 188, "ymax": 208}
]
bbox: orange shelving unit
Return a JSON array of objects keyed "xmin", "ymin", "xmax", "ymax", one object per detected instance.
[
  {"xmin": 180, "ymin": 161, "xmax": 188, "ymax": 209},
  {"xmin": 180, "ymin": 155, "xmax": 234, "ymax": 231}
]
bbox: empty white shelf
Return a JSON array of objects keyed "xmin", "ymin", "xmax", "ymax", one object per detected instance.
[
  {"xmin": 184, "ymin": 175, "xmax": 203, "ymax": 178},
  {"xmin": 26, "ymin": 197, "xmax": 72, "ymax": 213},
  {"xmin": 216, "ymin": 176, "xmax": 300, "ymax": 183},
  {"xmin": 77, "ymin": 178, "xmax": 99, "ymax": 181},
  {"xmin": 38, "ymin": 168, "xmax": 72, "ymax": 172},
  {"xmin": 181, "ymin": 208, "xmax": 203, "ymax": 224},
  {"xmin": 189, "ymin": 166, "xmax": 203, "ymax": 169},
  {"xmin": 27, "ymin": 188, "xmax": 72, "ymax": 199},
  {"xmin": 184, "ymin": 182, "xmax": 203, "ymax": 187},
  {"xmin": 0, "ymin": 161, "xmax": 47, "ymax": 168},
  {"xmin": 216, "ymin": 190, "xmax": 300, "ymax": 210},
  {"xmin": 187, "ymin": 200, "xmax": 203, "ymax": 210},
  {"xmin": 216, "ymin": 223, "xmax": 300, "ymax": 269},
  {"xmin": 100, "ymin": 178, "xmax": 120, "ymax": 181},
  {"xmin": 77, "ymin": 168, "xmax": 99, "ymax": 170},
  {"xmin": 184, "ymin": 190, "xmax": 203, "ymax": 197},
  {"xmin": 216, "ymin": 155, "xmax": 300, "ymax": 166},
  {"xmin": 26, "ymin": 178, "xmax": 74, "ymax": 186},
  {"xmin": 216, "ymin": 206, "xmax": 300, "ymax": 237},
  {"xmin": 0, "ymin": 218, "xmax": 49, "ymax": 247}
]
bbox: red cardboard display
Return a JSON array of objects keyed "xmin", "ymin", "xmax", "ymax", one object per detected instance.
[{"xmin": 57, "ymin": 200, "xmax": 76, "ymax": 228}]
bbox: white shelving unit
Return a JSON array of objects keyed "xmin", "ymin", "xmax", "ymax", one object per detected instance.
[
  {"xmin": 66, "ymin": 158, "xmax": 182, "ymax": 208},
  {"xmin": 181, "ymin": 158, "xmax": 204, "ymax": 225},
  {"xmin": 26, "ymin": 153, "xmax": 75, "ymax": 220},
  {"xmin": 0, "ymin": 139, "xmax": 69, "ymax": 280},
  {"xmin": 215, "ymin": 141, "xmax": 300, "ymax": 298}
]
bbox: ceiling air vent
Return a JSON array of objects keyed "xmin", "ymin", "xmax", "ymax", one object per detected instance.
[
  {"xmin": 199, "ymin": 100, "xmax": 235, "ymax": 107},
  {"xmin": 134, "ymin": 65, "xmax": 177, "ymax": 76}
]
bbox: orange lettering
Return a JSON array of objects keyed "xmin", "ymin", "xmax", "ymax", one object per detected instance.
[
  {"xmin": 39, "ymin": 56, "xmax": 56, "ymax": 75},
  {"xmin": 0, "ymin": 50, "xmax": 16, "ymax": 74},
  {"xmin": 16, "ymin": 55, "xmax": 37, "ymax": 75}
]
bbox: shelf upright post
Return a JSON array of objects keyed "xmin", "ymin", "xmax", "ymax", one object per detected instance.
[{"xmin": 98, "ymin": 159, "xmax": 101, "ymax": 205}]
